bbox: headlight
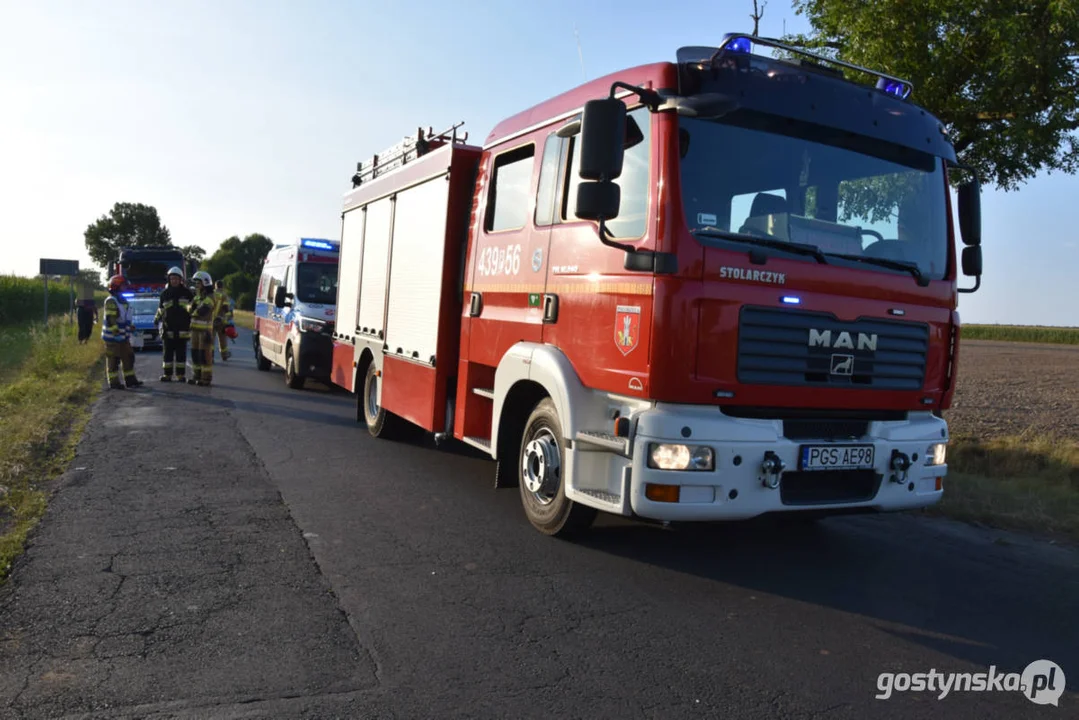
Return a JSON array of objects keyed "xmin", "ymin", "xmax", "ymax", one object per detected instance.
[
  {"xmin": 298, "ymin": 316, "xmax": 325, "ymax": 333},
  {"xmin": 925, "ymin": 443, "xmax": 947, "ymax": 466},
  {"xmin": 648, "ymin": 443, "xmax": 714, "ymax": 471}
]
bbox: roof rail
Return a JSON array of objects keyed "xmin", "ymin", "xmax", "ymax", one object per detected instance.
[
  {"xmin": 351, "ymin": 122, "xmax": 468, "ymax": 188},
  {"xmin": 707, "ymin": 33, "xmax": 913, "ymax": 99}
]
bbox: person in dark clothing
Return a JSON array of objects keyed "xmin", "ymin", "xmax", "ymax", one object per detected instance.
[
  {"xmin": 153, "ymin": 267, "xmax": 194, "ymax": 382},
  {"xmin": 76, "ymin": 298, "xmax": 98, "ymax": 344}
]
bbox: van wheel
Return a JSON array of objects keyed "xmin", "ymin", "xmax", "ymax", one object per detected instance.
[
  {"xmin": 518, "ymin": 398, "xmax": 596, "ymax": 537},
  {"xmin": 285, "ymin": 346, "xmax": 304, "ymax": 389},
  {"xmin": 362, "ymin": 362, "xmax": 408, "ymax": 439},
  {"xmin": 254, "ymin": 335, "xmax": 271, "ymax": 371}
]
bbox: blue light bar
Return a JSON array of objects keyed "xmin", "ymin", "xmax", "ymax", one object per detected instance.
[
  {"xmin": 781, "ymin": 296, "xmax": 801, "ymax": 305},
  {"xmin": 876, "ymin": 77, "xmax": 911, "ymax": 100},
  {"xmin": 722, "ymin": 33, "xmax": 752, "ymax": 54},
  {"xmin": 301, "ymin": 238, "xmax": 337, "ymax": 251},
  {"xmin": 121, "ymin": 292, "xmax": 135, "ymax": 298}
]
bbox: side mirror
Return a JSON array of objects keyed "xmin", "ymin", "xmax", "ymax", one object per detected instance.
[
  {"xmin": 575, "ymin": 98, "xmax": 626, "ymax": 224},
  {"xmin": 578, "ymin": 98, "xmax": 627, "ymax": 180},
  {"xmin": 273, "ymin": 285, "xmax": 291, "ymax": 308},
  {"xmin": 961, "ymin": 245, "xmax": 982, "ymax": 276},
  {"xmin": 957, "ymin": 178, "xmax": 981, "ymax": 246}
]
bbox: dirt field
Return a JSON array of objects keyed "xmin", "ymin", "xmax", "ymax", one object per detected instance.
[{"xmin": 945, "ymin": 340, "xmax": 1079, "ymax": 441}]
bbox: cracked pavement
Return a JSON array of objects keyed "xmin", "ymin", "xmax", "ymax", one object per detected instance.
[{"xmin": 1, "ymin": 331, "xmax": 1078, "ymax": 718}]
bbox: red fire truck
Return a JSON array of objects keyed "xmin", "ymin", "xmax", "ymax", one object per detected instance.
[{"xmin": 326, "ymin": 34, "xmax": 983, "ymax": 536}]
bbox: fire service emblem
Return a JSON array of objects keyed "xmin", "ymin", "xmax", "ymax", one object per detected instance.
[{"xmin": 615, "ymin": 305, "xmax": 641, "ymax": 356}]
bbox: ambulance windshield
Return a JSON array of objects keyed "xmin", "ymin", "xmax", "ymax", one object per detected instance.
[
  {"xmin": 678, "ymin": 113, "xmax": 949, "ymax": 281},
  {"xmin": 295, "ymin": 262, "xmax": 338, "ymax": 305}
]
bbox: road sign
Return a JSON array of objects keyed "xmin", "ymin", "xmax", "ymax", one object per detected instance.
[
  {"xmin": 38, "ymin": 258, "xmax": 80, "ymax": 323},
  {"xmin": 39, "ymin": 258, "xmax": 79, "ymax": 276}
]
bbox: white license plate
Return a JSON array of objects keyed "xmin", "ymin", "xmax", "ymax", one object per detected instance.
[
  {"xmin": 799, "ymin": 444, "xmax": 875, "ymax": 471},
  {"xmin": 130, "ymin": 334, "xmax": 143, "ymax": 348}
]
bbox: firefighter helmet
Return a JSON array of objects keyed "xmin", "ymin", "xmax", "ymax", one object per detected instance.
[
  {"xmin": 192, "ymin": 271, "xmax": 212, "ymax": 287},
  {"xmin": 108, "ymin": 274, "xmax": 127, "ymax": 292},
  {"xmin": 166, "ymin": 266, "xmax": 183, "ymax": 278}
]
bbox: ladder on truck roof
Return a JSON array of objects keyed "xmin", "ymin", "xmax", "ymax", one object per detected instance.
[{"xmin": 351, "ymin": 122, "xmax": 468, "ymax": 188}]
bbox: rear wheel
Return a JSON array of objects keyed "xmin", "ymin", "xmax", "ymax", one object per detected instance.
[
  {"xmin": 361, "ymin": 362, "xmax": 408, "ymax": 439},
  {"xmin": 285, "ymin": 345, "xmax": 304, "ymax": 389},
  {"xmin": 254, "ymin": 334, "xmax": 271, "ymax": 371},
  {"xmin": 518, "ymin": 398, "xmax": 596, "ymax": 537}
]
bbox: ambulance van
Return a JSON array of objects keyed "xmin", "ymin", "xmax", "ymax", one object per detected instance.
[{"xmin": 253, "ymin": 237, "xmax": 339, "ymax": 389}]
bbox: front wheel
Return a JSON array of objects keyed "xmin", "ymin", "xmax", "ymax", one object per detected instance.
[
  {"xmin": 518, "ymin": 398, "xmax": 596, "ymax": 537},
  {"xmin": 285, "ymin": 345, "xmax": 304, "ymax": 389}
]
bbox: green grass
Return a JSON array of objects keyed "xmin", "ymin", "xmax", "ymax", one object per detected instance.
[
  {"xmin": 962, "ymin": 324, "xmax": 1079, "ymax": 345},
  {"xmin": 928, "ymin": 433, "xmax": 1079, "ymax": 542},
  {"xmin": 0, "ymin": 274, "xmax": 83, "ymax": 326},
  {"xmin": 0, "ymin": 318, "xmax": 103, "ymax": 582},
  {"xmin": 233, "ymin": 309, "xmax": 255, "ymax": 331}
]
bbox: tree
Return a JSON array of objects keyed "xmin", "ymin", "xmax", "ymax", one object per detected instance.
[
  {"xmin": 201, "ymin": 233, "xmax": 274, "ymax": 308},
  {"xmin": 180, "ymin": 245, "xmax": 206, "ymax": 264},
  {"xmin": 84, "ymin": 202, "xmax": 173, "ymax": 268},
  {"xmin": 787, "ymin": 0, "xmax": 1079, "ymax": 191}
]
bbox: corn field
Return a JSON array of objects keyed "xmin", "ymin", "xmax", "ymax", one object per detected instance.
[{"xmin": 0, "ymin": 275, "xmax": 82, "ymax": 327}]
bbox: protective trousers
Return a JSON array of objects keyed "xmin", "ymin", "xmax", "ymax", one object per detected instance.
[
  {"xmin": 162, "ymin": 334, "xmax": 189, "ymax": 380},
  {"xmin": 189, "ymin": 330, "xmax": 214, "ymax": 385},
  {"xmin": 105, "ymin": 341, "xmax": 136, "ymax": 388}
]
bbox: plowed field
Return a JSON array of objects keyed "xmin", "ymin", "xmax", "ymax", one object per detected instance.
[{"xmin": 945, "ymin": 340, "xmax": 1079, "ymax": 441}]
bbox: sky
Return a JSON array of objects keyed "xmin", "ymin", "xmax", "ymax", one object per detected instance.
[{"xmin": 1, "ymin": 0, "xmax": 1075, "ymax": 326}]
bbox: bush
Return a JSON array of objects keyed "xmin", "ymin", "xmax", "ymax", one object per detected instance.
[{"xmin": 237, "ymin": 292, "xmax": 256, "ymax": 311}]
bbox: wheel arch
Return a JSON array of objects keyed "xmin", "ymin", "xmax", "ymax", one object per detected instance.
[{"xmin": 491, "ymin": 342, "xmax": 590, "ymax": 460}]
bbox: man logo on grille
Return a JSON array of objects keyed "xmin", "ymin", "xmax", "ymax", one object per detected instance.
[{"xmin": 831, "ymin": 354, "xmax": 854, "ymax": 375}]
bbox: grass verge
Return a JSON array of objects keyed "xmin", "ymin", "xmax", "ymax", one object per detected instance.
[
  {"xmin": 0, "ymin": 319, "xmax": 103, "ymax": 581},
  {"xmin": 927, "ymin": 433, "xmax": 1079, "ymax": 542},
  {"xmin": 233, "ymin": 309, "xmax": 255, "ymax": 331},
  {"xmin": 962, "ymin": 324, "xmax": 1079, "ymax": 345}
]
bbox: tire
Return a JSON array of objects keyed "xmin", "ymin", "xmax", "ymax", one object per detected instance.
[
  {"xmin": 518, "ymin": 398, "xmax": 596, "ymax": 537},
  {"xmin": 361, "ymin": 362, "xmax": 408, "ymax": 439},
  {"xmin": 285, "ymin": 345, "xmax": 304, "ymax": 389},
  {"xmin": 254, "ymin": 335, "xmax": 271, "ymax": 371}
]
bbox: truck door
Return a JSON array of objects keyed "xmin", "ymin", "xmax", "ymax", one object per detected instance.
[
  {"xmin": 541, "ymin": 105, "xmax": 656, "ymax": 397},
  {"xmin": 466, "ymin": 139, "xmax": 549, "ymax": 373}
]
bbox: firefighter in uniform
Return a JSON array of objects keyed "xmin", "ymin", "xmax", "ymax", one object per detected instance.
[
  {"xmin": 154, "ymin": 266, "xmax": 194, "ymax": 382},
  {"xmin": 102, "ymin": 274, "xmax": 143, "ymax": 389},
  {"xmin": 213, "ymin": 280, "xmax": 233, "ymax": 361},
  {"xmin": 187, "ymin": 271, "xmax": 217, "ymax": 386}
]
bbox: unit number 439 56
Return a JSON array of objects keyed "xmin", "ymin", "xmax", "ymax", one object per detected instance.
[{"xmin": 477, "ymin": 244, "xmax": 521, "ymax": 277}]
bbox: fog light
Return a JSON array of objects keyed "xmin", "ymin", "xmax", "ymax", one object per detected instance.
[
  {"xmin": 926, "ymin": 443, "xmax": 947, "ymax": 466},
  {"xmin": 648, "ymin": 444, "xmax": 714, "ymax": 471},
  {"xmin": 645, "ymin": 484, "xmax": 681, "ymax": 503}
]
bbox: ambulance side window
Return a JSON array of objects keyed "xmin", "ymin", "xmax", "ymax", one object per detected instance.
[{"xmin": 485, "ymin": 144, "xmax": 535, "ymax": 233}]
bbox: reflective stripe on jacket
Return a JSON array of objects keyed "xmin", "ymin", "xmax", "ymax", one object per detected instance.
[
  {"xmin": 101, "ymin": 295, "xmax": 132, "ymax": 343},
  {"xmin": 188, "ymin": 293, "xmax": 216, "ymax": 331}
]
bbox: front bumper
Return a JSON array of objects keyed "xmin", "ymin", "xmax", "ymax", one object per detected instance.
[{"xmin": 624, "ymin": 404, "xmax": 946, "ymax": 522}]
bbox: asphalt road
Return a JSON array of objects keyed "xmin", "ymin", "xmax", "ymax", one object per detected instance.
[{"xmin": 2, "ymin": 330, "xmax": 1077, "ymax": 718}]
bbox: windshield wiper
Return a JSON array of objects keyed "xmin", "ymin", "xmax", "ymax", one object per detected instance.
[
  {"xmin": 690, "ymin": 227, "xmax": 829, "ymax": 265},
  {"xmin": 826, "ymin": 253, "xmax": 930, "ymax": 287}
]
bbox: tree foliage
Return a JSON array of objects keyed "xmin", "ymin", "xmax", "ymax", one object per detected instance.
[
  {"xmin": 788, "ymin": 0, "xmax": 1079, "ymax": 191},
  {"xmin": 201, "ymin": 233, "xmax": 274, "ymax": 310},
  {"xmin": 83, "ymin": 202, "xmax": 173, "ymax": 268},
  {"xmin": 180, "ymin": 245, "xmax": 206, "ymax": 264}
]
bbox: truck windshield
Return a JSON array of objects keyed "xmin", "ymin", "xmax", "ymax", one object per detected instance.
[
  {"xmin": 295, "ymin": 262, "xmax": 338, "ymax": 305},
  {"xmin": 678, "ymin": 114, "xmax": 949, "ymax": 281},
  {"xmin": 121, "ymin": 259, "xmax": 178, "ymax": 283}
]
